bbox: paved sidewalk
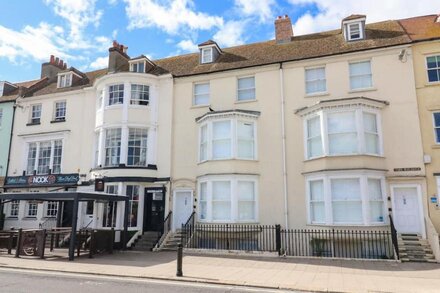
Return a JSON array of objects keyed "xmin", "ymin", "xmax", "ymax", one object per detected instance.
[{"xmin": 0, "ymin": 249, "xmax": 439, "ymax": 292}]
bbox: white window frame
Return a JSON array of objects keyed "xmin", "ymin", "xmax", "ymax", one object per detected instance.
[
  {"xmin": 45, "ymin": 201, "xmax": 58, "ymax": 218},
  {"xmin": 104, "ymin": 128, "xmax": 122, "ymax": 167},
  {"xmin": 57, "ymin": 73, "xmax": 72, "ymax": 88},
  {"xmin": 348, "ymin": 22, "xmax": 363, "ymax": 40},
  {"xmin": 130, "ymin": 84, "xmax": 149, "ymax": 106},
  {"xmin": 198, "ymin": 118, "xmax": 257, "ymax": 162},
  {"xmin": 349, "ymin": 60, "xmax": 373, "ymax": 90},
  {"xmin": 25, "ymin": 139, "xmax": 63, "ymax": 175},
  {"xmin": 125, "ymin": 185, "xmax": 140, "ymax": 228},
  {"xmin": 237, "ymin": 76, "xmax": 256, "ymax": 101},
  {"xmin": 303, "ymin": 107, "xmax": 383, "ymax": 159},
  {"xmin": 7, "ymin": 200, "xmax": 19, "ymax": 218},
  {"xmin": 197, "ymin": 175, "xmax": 259, "ymax": 223},
  {"xmin": 433, "ymin": 112, "xmax": 440, "ymax": 144},
  {"xmin": 193, "ymin": 82, "xmax": 210, "ymax": 106},
  {"xmin": 130, "ymin": 60, "xmax": 146, "ymax": 73},
  {"xmin": 426, "ymin": 54, "xmax": 440, "ymax": 84},
  {"xmin": 306, "ymin": 172, "xmax": 387, "ymax": 226},
  {"xmin": 201, "ymin": 47, "xmax": 213, "ymax": 64},
  {"xmin": 305, "ymin": 66, "xmax": 327, "ymax": 95},
  {"xmin": 127, "ymin": 128, "xmax": 148, "ymax": 166},
  {"xmin": 108, "ymin": 84, "xmax": 124, "ymax": 106},
  {"xmin": 26, "ymin": 201, "xmax": 38, "ymax": 218},
  {"xmin": 30, "ymin": 104, "xmax": 42, "ymax": 124},
  {"xmin": 53, "ymin": 100, "xmax": 66, "ymax": 121}
]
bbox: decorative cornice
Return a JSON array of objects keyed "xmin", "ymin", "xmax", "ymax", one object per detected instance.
[{"xmin": 195, "ymin": 109, "xmax": 260, "ymax": 123}]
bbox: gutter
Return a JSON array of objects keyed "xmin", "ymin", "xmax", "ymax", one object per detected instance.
[{"xmin": 279, "ymin": 63, "xmax": 289, "ymax": 229}]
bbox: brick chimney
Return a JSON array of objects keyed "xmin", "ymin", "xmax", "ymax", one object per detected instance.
[
  {"xmin": 108, "ymin": 40, "xmax": 129, "ymax": 73},
  {"xmin": 41, "ymin": 55, "xmax": 67, "ymax": 82},
  {"xmin": 275, "ymin": 15, "xmax": 293, "ymax": 44}
]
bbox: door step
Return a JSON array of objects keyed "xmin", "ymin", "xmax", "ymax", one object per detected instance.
[{"xmin": 397, "ymin": 234, "xmax": 436, "ymax": 263}]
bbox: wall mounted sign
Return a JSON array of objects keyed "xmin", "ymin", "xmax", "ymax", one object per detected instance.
[
  {"xmin": 393, "ymin": 167, "xmax": 421, "ymax": 172},
  {"xmin": 4, "ymin": 174, "xmax": 80, "ymax": 187},
  {"xmin": 431, "ymin": 197, "xmax": 438, "ymax": 204},
  {"xmin": 95, "ymin": 179, "xmax": 105, "ymax": 192}
]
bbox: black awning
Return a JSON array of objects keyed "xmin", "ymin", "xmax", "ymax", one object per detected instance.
[{"xmin": 0, "ymin": 191, "xmax": 127, "ymax": 202}]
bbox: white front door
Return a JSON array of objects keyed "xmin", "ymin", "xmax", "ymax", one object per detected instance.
[
  {"xmin": 173, "ymin": 190, "xmax": 193, "ymax": 231},
  {"xmin": 392, "ymin": 185, "xmax": 423, "ymax": 235}
]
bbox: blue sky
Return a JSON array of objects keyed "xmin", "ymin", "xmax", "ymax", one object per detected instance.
[{"xmin": 1, "ymin": 0, "xmax": 439, "ymax": 82}]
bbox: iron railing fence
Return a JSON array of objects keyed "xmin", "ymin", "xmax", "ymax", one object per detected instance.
[
  {"xmin": 389, "ymin": 215, "xmax": 400, "ymax": 259},
  {"xmin": 182, "ymin": 222, "xmax": 395, "ymax": 260},
  {"xmin": 153, "ymin": 211, "xmax": 173, "ymax": 249}
]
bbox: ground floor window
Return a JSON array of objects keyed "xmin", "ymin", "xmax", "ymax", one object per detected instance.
[
  {"xmin": 198, "ymin": 175, "xmax": 258, "ymax": 222},
  {"xmin": 45, "ymin": 201, "xmax": 58, "ymax": 217},
  {"xmin": 103, "ymin": 185, "xmax": 119, "ymax": 227},
  {"xmin": 126, "ymin": 185, "xmax": 140, "ymax": 227},
  {"xmin": 306, "ymin": 172, "xmax": 386, "ymax": 226},
  {"xmin": 7, "ymin": 200, "xmax": 20, "ymax": 217},
  {"xmin": 26, "ymin": 202, "xmax": 38, "ymax": 218}
]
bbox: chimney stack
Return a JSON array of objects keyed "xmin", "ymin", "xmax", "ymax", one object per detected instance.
[
  {"xmin": 108, "ymin": 40, "xmax": 129, "ymax": 73},
  {"xmin": 275, "ymin": 15, "xmax": 293, "ymax": 44},
  {"xmin": 41, "ymin": 55, "xmax": 66, "ymax": 82}
]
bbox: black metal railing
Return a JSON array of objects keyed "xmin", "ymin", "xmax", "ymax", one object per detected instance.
[
  {"xmin": 389, "ymin": 215, "xmax": 400, "ymax": 260},
  {"xmin": 181, "ymin": 222, "xmax": 394, "ymax": 260},
  {"xmin": 181, "ymin": 211, "xmax": 196, "ymax": 247},
  {"xmin": 153, "ymin": 211, "xmax": 173, "ymax": 249},
  {"xmin": 182, "ymin": 223, "xmax": 278, "ymax": 252}
]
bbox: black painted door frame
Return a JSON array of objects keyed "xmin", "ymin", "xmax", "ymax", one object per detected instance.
[{"xmin": 143, "ymin": 187, "xmax": 166, "ymax": 232}]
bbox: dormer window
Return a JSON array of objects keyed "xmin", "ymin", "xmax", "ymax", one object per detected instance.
[
  {"xmin": 130, "ymin": 61, "xmax": 145, "ymax": 73},
  {"xmin": 342, "ymin": 15, "xmax": 366, "ymax": 42},
  {"xmin": 201, "ymin": 48, "xmax": 213, "ymax": 64},
  {"xmin": 57, "ymin": 73, "xmax": 72, "ymax": 88},
  {"xmin": 198, "ymin": 40, "xmax": 222, "ymax": 64}
]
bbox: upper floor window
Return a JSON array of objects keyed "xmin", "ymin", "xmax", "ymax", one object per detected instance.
[
  {"xmin": 130, "ymin": 61, "xmax": 145, "ymax": 73},
  {"xmin": 427, "ymin": 55, "xmax": 440, "ymax": 83},
  {"xmin": 199, "ymin": 116, "xmax": 257, "ymax": 162},
  {"xmin": 127, "ymin": 128, "xmax": 148, "ymax": 166},
  {"xmin": 348, "ymin": 23, "xmax": 362, "ymax": 40},
  {"xmin": 307, "ymin": 173, "xmax": 386, "ymax": 226},
  {"xmin": 30, "ymin": 104, "xmax": 42, "ymax": 124},
  {"xmin": 237, "ymin": 76, "xmax": 256, "ymax": 101},
  {"xmin": 53, "ymin": 101, "xmax": 66, "ymax": 121},
  {"xmin": 201, "ymin": 48, "xmax": 213, "ymax": 64},
  {"xmin": 108, "ymin": 84, "xmax": 124, "ymax": 106},
  {"xmin": 305, "ymin": 67, "xmax": 326, "ymax": 95},
  {"xmin": 198, "ymin": 175, "xmax": 258, "ymax": 222},
  {"xmin": 104, "ymin": 128, "xmax": 121, "ymax": 167},
  {"xmin": 433, "ymin": 112, "xmax": 440, "ymax": 144},
  {"xmin": 130, "ymin": 84, "xmax": 149, "ymax": 106},
  {"xmin": 302, "ymin": 104, "xmax": 383, "ymax": 159},
  {"xmin": 194, "ymin": 83, "xmax": 210, "ymax": 106},
  {"xmin": 58, "ymin": 73, "xmax": 72, "ymax": 88},
  {"xmin": 349, "ymin": 61, "xmax": 372, "ymax": 90},
  {"xmin": 26, "ymin": 140, "xmax": 63, "ymax": 175}
]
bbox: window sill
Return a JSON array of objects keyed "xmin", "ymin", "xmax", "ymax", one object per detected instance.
[
  {"xmin": 191, "ymin": 104, "xmax": 210, "ymax": 109},
  {"xmin": 235, "ymin": 99, "xmax": 257, "ymax": 104},
  {"xmin": 198, "ymin": 158, "xmax": 258, "ymax": 165},
  {"xmin": 91, "ymin": 164, "xmax": 158, "ymax": 171},
  {"xmin": 26, "ymin": 122, "xmax": 41, "ymax": 126},
  {"xmin": 425, "ymin": 81, "xmax": 440, "ymax": 87},
  {"xmin": 431, "ymin": 144, "xmax": 440, "ymax": 149},
  {"xmin": 304, "ymin": 153, "xmax": 384, "ymax": 162},
  {"xmin": 6, "ymin": 217, "xmax": 18, "ymax": 220},
  {"xmin": 23, "ymin": 217, "xmax": 37, "ymax": 220},
  {"xmin": 348, "ymin": 87, "xmax": 377, "ymax": 94},
  {"xmin": 128, "ymin": 104, "xmax": 150, "ymax": 109},
  {"xmin": 305, "ymin": 92, "xmax": 330, "ymax": 98},
  {"xmin": 50, "ymin": 119, "xmax": 66, "ymax": 123},
  {"xmin": 307, "ymin": 223, "xmax": 388, "ymax": 227},
  {"xmin": 105, "ymin": 104, "xmax": 124, "ymax": 109}
]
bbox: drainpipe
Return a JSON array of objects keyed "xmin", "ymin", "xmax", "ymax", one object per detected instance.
[
  {"xmin": 4, "ymin": 101, "xmax": 17, "ymax": 189},
  {"xmin": 279, "ymin": 63, "xmax": 289, "ymax": 229}
]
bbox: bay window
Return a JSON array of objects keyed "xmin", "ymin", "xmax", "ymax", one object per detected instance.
[
  {"xmin": 108, "ymin": 84, "xmax": 124, "ymax": 105},
  {"xmin": 130, "ymin": 84, "xmax": 149, "ymax": 106},
  {"xmin": 127, "ymin": 128, "xmax": 148, "ymax": 166},
  {"xmin": 26, "ymin": 140, "xmax": 63, "ymax": 175},
  {"xmin": 198, "ymin": 113, "xmax": 258, "ymax": 162},
  {"xmin": 306, "ymin": 172, "xmax": 386, "ymax": 226},
  {"xmin": 126, "ymin": 185, "xmax": 140, "ymax": 227},
  {"xmin": 303, "ymin": 107, "xmax": 382, "ymax": 159},
  {"xmin": 198, "ymin": 176, "xmax": 258, "ymax": 222}
]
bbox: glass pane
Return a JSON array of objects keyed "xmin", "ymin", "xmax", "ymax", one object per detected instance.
[
  {"xmin": 331, "ymin": 178, "xmax": 361, "ymax": 200},
  {"xmin": 428, "ymin": 69, "xmax": 439, "ymax": 82},
  {"xmin": 328, "ymin": 133, "xmax": 357, "ymax": 154},
  {"xmin": 350, "ymin": 75, "xmax": 372, "ymax": 89},
  {"xmin": 308, "ymin": 136, "xmax": 323, "ymax": 157},
  {"xmin": 434, "ymin": 113, "xmax": 440, "ymax": 127},
  {"xmin": 212, "ymin": 202, "xmax": 231, "ymax": 220},
  {"xmin": 350, "ymin": 61, "xmax": 371, "ymax": 76},
  {"xmin": 368, "ymin": 179, "xmax": 382, "ymax": 200},
  {"xmin": 311, "ymin": 202, "xmax": 325, "ymax": 223},
  {"xmin": 200, "ymin": 182, "xmax": 207, "ymax": 201},
  {"xmin": 363, "ymin": 113, "xmax": 377, "ymax": 133},
  {"xmin": 370, "ymin": 202, "xmax": 384, "ymax": 222},
  {"xmin": 238, "ymin": 202, "xmax": 255, "ymax": 221},
  {"xmin": 238, "ymin": 140, "xmax": 254, "ymax": 158},
  {"xmin": 365, "ymin": 133, "xmax": 379, "ymax": 154},
  {"xmin": 238, "ymin": 77, "xmax": 255, "ymax": 89},
  {"xmin": 200, "ymin": 202, "xmax": 207, "ymax": 220},
  {"xmin": 238, "ymin": 181, "xmax": 254, "ymax": 200},
  {"xmin": 307, "ymin": 116, "xmax": 321, "ymax": 138},
  {"xmin": 333, "ymin": 202, "xmax": 363, "ymax": 223},
  {"xmin": 436, "ymin": 128, "xmax": 440, "ymax": 143},
  {"xmin": 237, "ymin": 122, "xmax": 253, "ymax": 139},
  {"xmin": 238, "ymin": 88, "xmax": 255, "ymax": 100},
  {"xmin": 213, "ymin": 121, "xmax": 231, "ymax": 139},
  {"xmin": 212, "ymin": 181, "xmax": 230, "ymax": 201},
  {"xmin": 327, "ymin": 112, "xmax": 356, "ymax": 133},
  {"xmin": 195, "ymin": 83, "xmax": 209, "ymax": 95},
  {"xmin": 427, "ymin": 56, "xmax": 437, "ymax": 69},
  {"xmin": 310, "ymin": 180, "xmax": 324, "ymax": 201},
  {"xmin": 213, "ymin": 140, "xmax": 231, "ymax": 158},
  {"xmin": 194, "ymin": 94, "xmax": 209, "ymax": 105}
]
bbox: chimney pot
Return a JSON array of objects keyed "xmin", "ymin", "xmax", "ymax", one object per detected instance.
[
  {"xmin": 55, "ymin": 57, "xmax": 59, "ymax": 65},
  {"xmin": 113, "ymin": 40, "xmax": 119, "ymax": 48},
  {"xmin": 63, "ymin": 64, "xmax": 67, "ymax": 70},
  {"xmin": 278, "ymin": 16, "xmax": 282, "ymax": 19},
  {"xmin": 59, "ymin": 60, "xmax": 64, "ymax": 67},
  {"xmin": 50, "ymin": 55, "xmax": 55, "ymax": 63},
  {"xmin": 275, "ymin": 14, "xmax": 293, "ymax": 44}
]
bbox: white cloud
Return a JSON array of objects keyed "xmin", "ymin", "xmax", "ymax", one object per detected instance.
[
  {"xmin": 177, "ymin": 39, "xmax": 198, "ymax": 52},
  {"xmin": 234, "ymin": 0, "xmax": 275, "ymax": 22},
  {"xmin": 44, "ymin": 0, "xmax": 103, "ymax": 49},
  {"xmin": 90, "ymin": 56, "xmax": 108, "ymax": 69},
  {"xmin": 213, "ymin": 21, "xmax": 246, "ymax": 47},
  {"xmin": 0, "ymin": 23, "xmax": 71, "ymax": 63},
  {"xmin": 123, "ymin": 0, "xmax": 223, "ymax": 34},
  {"xmin": 288, "ymin": 0, "xmax": 440, "ymax": 35}
]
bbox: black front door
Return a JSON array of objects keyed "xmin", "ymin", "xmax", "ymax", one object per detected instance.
[
  {"xmin": 143, "ymin": 188, "xmax": 165, "ymax": 232},
  {"xmin": 61, "ymin": 201, "xmax": 73, "ymax": 227}
]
